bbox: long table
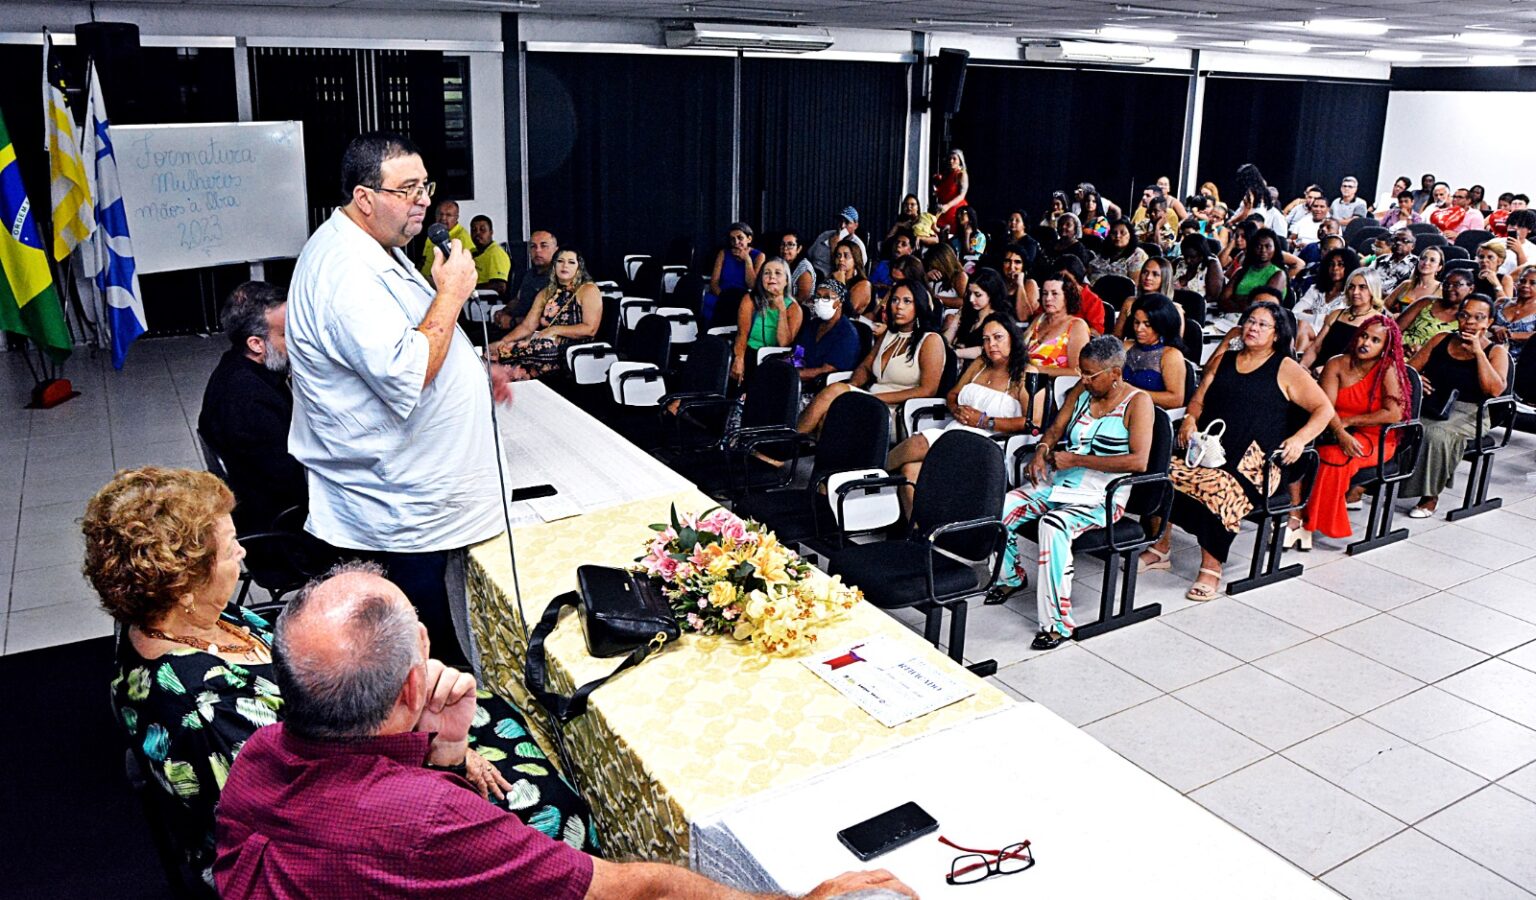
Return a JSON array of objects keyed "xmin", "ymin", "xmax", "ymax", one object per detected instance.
[{"xmin": 466, "ymin": 383, "xmax": 1011, "ymax": 863}]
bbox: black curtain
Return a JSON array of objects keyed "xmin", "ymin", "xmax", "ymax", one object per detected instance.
[
  {"xmin": 1197, "ymin": 77, "xmax": 1389, "ymax": 204},
  {"xmin": 526, "ymin": 52, "xmax": 734, "ymax": 281},
  {"xmin": 942, "ymin": 65, "xmax": 1188, "ymax": 228},
  {"xmin": 739, "ymin": 58, "xmax": 909, "ymax": 253}
]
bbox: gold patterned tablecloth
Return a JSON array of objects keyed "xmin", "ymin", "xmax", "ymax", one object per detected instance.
[{"xmin": 468, "ymin": 487, "xmax": 1011, "ymax": 864}]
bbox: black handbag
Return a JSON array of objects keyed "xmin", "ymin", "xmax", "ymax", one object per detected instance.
[
  {"xmin": 525, "ymin": 565, "xmax": 680, "ymax": 722},
  {"xmin": 1423, "ymin": 387, "xmax": 1459, "ymax": 421}
]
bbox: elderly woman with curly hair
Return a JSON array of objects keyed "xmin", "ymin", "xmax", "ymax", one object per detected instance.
[{"xmin": 88, "ymin": 467, "xmax": 596, "ymax": 879}]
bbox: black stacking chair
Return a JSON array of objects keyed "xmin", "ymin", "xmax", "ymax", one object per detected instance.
[
  {"xmin": 1013, "ymin": 408, "xmax": 1174, "ymax": 640},
  {"xmin": 1454, "ymin": 229, "xmax": 1495, "ymax": 255},
  {"xmin": 235, "ymin": 505, "xmax": 334, "ymax": 614},
  {"xmin": 1348, "ymin": 367, "xmax": 1426, "ymax": 555},
  {"xmin": 827, "ymin": 431, "xmax": 1007, "ymax": 676},
  {"xmin": 1173, "ymin": 288, "xmax": 1206, "ymax": 325},
  {"xmin": 1352, "ymin": 226, "xmax": 1389, "ymax": 255},
  {"xmin": 1182, "ymin": 319, "xmax": 1207, "ymax": 365},
  {"xmin": 1139, "ymin": 242, "xmax": 1164, "ymax": 259},
  {"xmin": 1095, "ymin": 274, "xmax": 1137, "ymax": 312},
  {"xmin": 1443, "ymin": 258, "xmax": 1478, "ymax": 277},
  {"xmin": 655, "ymin": 360, "xmax": 802, "ymax": 497},
  {"xmin": 1102, "ymin": 299, "xmax": 1118, "ymax": 336},
  {"xmin": 1342, "ymin": 217, "xmax": 1369, "ymax": 247},
  {"xmin": 195, "ymin": 429, "xmax": 229, "ymax": 482},
  {"xmin": 1447, "ymin": 354, "xmax": 1517, "ymax": 521},
  {"xmin": 733, "ymin": 391, "xmax": 890, "ymax": 545},
  {"xmin": 1414, "ymin": 232, "xmax": 1449, "ymax": 252},
  {"xmin": 1513, "ymin": 344, "xmax": 1536, "ymax": 433},
  {"xmin": 1441, "ymin": 244, "xmax": 1470, "ymax": 262},
  {"xmin": 630, "ymin": 258, "xmax": 665, "ymax": 299},
  {"xmin": 672, "ymin": 272, "xmax": 707, "ymax": 317},
  {"xmin": 1226, "ymin": 447, "xmax": 1322, "ymax": 595},
  {"xmin": 1407, "ymin": 222, "xmax": 1440, "ymax": 239}
]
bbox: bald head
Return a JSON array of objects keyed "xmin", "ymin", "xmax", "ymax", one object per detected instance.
[{"xmin": 274, "ymin": 562, "xmax": 425, "ymax": 740}]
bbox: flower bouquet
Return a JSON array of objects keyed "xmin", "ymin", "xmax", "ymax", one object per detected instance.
[{"xmin": 638, "ymin": 505, "xmax": 860, "ymax": 655}]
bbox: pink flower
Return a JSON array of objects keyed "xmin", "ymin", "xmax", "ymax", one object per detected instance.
[
  {"xmin": 722, "ymin": 606, "xmax": 739, "ymax": 621},
  {"xmin": 696, "ymin": 598, "xmax": 707, "ymax": 609}
]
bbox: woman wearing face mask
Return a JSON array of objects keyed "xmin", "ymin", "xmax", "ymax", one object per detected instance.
[
  {"xmin": 887, "ymin": 313, "xmax": 1031, "ymax": 517},
  {"xmin": 492, "ymin": 248, "xmax": 602, "ymax": 380},
  {"xmin": 1385, "ymin": 245, "xmax": 1445, "ymax": 314},
  {"xmin": 1293, "ymin": 247, "xmax": 1360, "ymax": 355},
  {"xmin": 1111, "ymin": 257, "xmax": 1175, "ymax": 339},
  {"xmin": 944, "ymin": 268, "xmax": 1009, "ymax": 361},
  {"xmin": 1397, "ymin": 266, "xmax": 1468, "ymax": 355},
  {"xmin": 830, "ymin": 238, "xmax": 873, "ymax": 317},
  {"xmin": 1405, "ymin": 295, "xmax": 1510, "ymax": 518},
  {"xmin": 791, "ymin": 279, "xmax": 861, "ymax": 387},
  {"xmin": 1284, "ymin": 315, "xmax": 1408, "ymax": 548},
  {"xmin": 796, "ymin": 280, "xmax": 945, "ymax": 436},
  {"xmin": 1121, "ymin": 293, "xmax": 1188, "ymax": 410},
  {"xmin": 1303, "ymin": 268, "xmax": 1386, "ymax": 372},
  {"xmin": 1089, "ymin": 220, "xmax": 1149, "ymax": 284},
  {"xmin": 732, "ymin": 258, "xmax": 803, "ymax": 384},
  {"xmin": 989, "ymin": 335, "xmax": 1155, "ymax": 649}
]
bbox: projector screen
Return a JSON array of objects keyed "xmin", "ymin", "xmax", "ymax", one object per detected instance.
[{"xmin": 1375, "ymin": 91, "xmax": 1536, "ymax": 203}]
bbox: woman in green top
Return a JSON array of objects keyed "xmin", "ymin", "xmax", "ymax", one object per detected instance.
[
  {"xmin": 732, "ymin": 257, "xmax": 803, "ymax": 383},
  {"xmin": 1218, "ymin": 227, "xmax": 1287, "ymax": 314},
  {"xmin": 1397, "ymin": 268, "xmax": 1471, "ymax": 355}
]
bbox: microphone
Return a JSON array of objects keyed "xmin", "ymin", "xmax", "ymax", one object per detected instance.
[{"xmin": 426, "ymin": 222, "xmax": 453, "ymax": 260}]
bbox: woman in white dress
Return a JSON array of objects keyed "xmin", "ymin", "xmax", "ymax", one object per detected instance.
[{"xmin": 886, "ymin": 313, "xmax": 1032, "ymax": 516}]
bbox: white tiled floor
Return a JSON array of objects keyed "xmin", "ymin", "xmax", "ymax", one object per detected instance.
[{"xmin": 6, "ymin": 336, "xmax": 1536, "ymax": 899}]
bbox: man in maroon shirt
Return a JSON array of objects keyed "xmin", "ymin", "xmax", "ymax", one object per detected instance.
[{"xmin": 215, "ymin": 564, "xmax": 913, "ymax": 900}]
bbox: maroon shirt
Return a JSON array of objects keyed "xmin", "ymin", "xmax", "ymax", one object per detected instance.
[{"xmin": 214, "ymin": 724, "xmax": 593, "ymax": 899}]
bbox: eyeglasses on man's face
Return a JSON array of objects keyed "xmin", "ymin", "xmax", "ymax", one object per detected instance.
[{"xmin": 367, "ymin": 180, "xmax": 436, "ymax": 202}]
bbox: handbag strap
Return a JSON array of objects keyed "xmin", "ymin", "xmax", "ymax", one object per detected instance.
[{"xmin": 525, "ymin": 590, "xmax": 668, "ymax": 723}]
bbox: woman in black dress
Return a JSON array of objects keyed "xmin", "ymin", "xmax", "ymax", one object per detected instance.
[{"xmin": 1138, "ymin": 303, "xmax": 1333, "ymax": 599}]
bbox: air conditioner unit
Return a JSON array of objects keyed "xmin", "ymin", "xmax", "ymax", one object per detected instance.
[
  {"xmin": 665, "ymin": 23, "xmax": 835, "ymax": 53},
  {"xmin": 1022, "ymin": 40, "xmax": 1154, "ymax": 65}
]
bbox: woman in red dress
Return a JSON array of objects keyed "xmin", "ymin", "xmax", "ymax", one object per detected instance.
[
  {"xmin": 1287, "ymin": 314, "xmax": 1409, "ymax": 547},
  {"xmin": 932, "ymin": 148, "xmax": 970, "ymax": 235}
]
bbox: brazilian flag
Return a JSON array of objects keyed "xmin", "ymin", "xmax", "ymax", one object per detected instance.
[{"xmin": 0, "ymin": 107, "xmax": 72, "ymax": 362}]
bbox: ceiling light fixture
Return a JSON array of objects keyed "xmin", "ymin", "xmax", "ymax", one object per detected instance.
[
  {"xmin": 1469, "ymin": 53, "xmax": 1521, "ymax": 65},
  {"xmin": 1114, "ymin": 4, "xmax": 1217, "ymax": 19},
  {"xmin": 1098, "ymin": 26, "xmax": 1178, "ymax": 42},
  {"xmin": 1245, "ymin": 39, "xmax": 1311, "ymax": 54},
  {"xmin": 1367, "ymin": 48, "xmax": 1423, "ymax": 61},
  {"xmin": 1454, "ymin": 31, "xmax": 1524, "ymax": 48},
  {"xmin": 1304, "ymin": 19, "xmax": 1389, "ymax": 36},
  {"xmin": 913, "ymin": 18, "xmax": 1015, "ymax": 28},
  {"xmin": 683, "ymin": 4, "xmax": 805, "ymax": 18}
]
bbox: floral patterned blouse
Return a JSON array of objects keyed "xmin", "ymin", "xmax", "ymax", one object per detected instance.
[{"xmin": 111, "ymin": 604, "xmax": 281, "ymax": 868}]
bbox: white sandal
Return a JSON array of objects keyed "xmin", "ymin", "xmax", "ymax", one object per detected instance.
[
  {"xmin": 1138, "ymin": 546, "xmax": 1172, "ymax": 572},
  {"xmin": 1185, "ymin": 568, "xmax": 1222, "ymax": 602}
]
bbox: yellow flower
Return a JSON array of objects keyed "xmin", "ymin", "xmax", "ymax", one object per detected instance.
[{"xmin": 707, "ymin": 580, "xmax": 738, "ymax": 609}]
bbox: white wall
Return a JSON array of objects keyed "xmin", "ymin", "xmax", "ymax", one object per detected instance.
[{"xmin": 1376, "ymin": 91, "xmax": 1536, "ymax": 201}]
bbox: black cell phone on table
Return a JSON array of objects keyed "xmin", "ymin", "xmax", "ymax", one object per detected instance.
[
  {"xmin": 837, "ymin": 802, "xmax": 939, "ymax": 862},
  {"xmin": 510, "ymin": 484, "xmax": 557, "ymax": 502}
]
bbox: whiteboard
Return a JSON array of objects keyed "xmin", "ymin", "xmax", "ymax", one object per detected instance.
[
  {"xmin": 1375, "ymin": 92, "xmax": 1536, "ymax": 203},
  {"xmin": 112, "ymin": 121, "xmax": 308, "ymax": 275}
]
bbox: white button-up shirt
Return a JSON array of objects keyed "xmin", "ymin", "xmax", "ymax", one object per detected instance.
[{"xmin": 286, "ymin": 208, "xmax": 502, "ymax": 552}]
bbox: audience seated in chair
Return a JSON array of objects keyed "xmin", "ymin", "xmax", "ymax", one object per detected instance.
[
  {"xmin": 943, "ymin": 267, "xmax": 1010, "ymax": 362},
  {"xmin": 1001, "ymin": 243, "xmax": 1040, "ymax": 322},
  {"xmin": 85, "ymin": 469, "xmax": 597, "ymax": 882},
  {"xmin": 494, "ymin": 229, "xmax": 557, "ymax": 331},
  {"xmin": 1493, "ymin": 265, "xmax": 1536, "ymax": 360},
  {"xmin": 1020, "ymin": 275, "xmax": 1091, "ymax": 418},
  {"xmin": 1054, "ymin": 255, "xmax": 1106, "ymax": 335},
  {"xmin": 773, "ymin": 229, "xmax": 816, "ymax": 305},
  {"xmin": 198, "ymin": 281, "xmax": 307, "ymax": 537},
  {"xmin": 1121, "ymin": 293, "xmax": 1189, "ymax": 411},
  {"xmin": 1219, "ymin": 226, "xmax": 1289, "ymax": 314},
  {"xmin": 1371, "ymin": 229, "xmax": 1418, "ymax": 294},
  {"xmin": 706, "ymin": 221, "xmax": 764, "ymax": 324},
  {"xmin": 1386, "ymin": 244, "xmax": 1447, "ymax": 316},
  {"xmin": 417, "ymin": 199, "xmax": 471, "ymax": 283},
  {"xmin": 1171, "ymin": 232, "xmax": 1225, "ymax": 303},
  {"xmin": 989, "ymin": 335, "xmax": 1156, "ymax": 650},
  {"xmin": 1140, "ymin": 302, "xmax": 1332, "ymax": 600},
  {"xmin": 828, "ymin": 237, "xmax": 873, "ymax": 317},
  {"xmin": 468, "ymin": 215, "xmax": 512, "ymax": 299},
  {"xmin": 887, "ymin": 313, "xmax": 1032, "ymax": 515},
  {"xmin": 211, "ymin": 562, "xmax": 909, "ymax": 900},
  {"xmin": 809, "ymin": 206, "xmax": 867, "ymax": 279},
  {"xmin": 1110, "ymin": 257, "xmax": 1175, "ymax": 338},
  {"xmin": 1286, "ymin": 315, "xmax": 1409, "ymax": 548},
  {"xmin": 1397, "ymin": 265, "xmax": 1465, "ymax": 355},
  {"xmin": 1302, "ymin": 267, "xmax": 1387, "ymax": 373},
  {"xmin": 1088, "ymin": 219, "xmax": 1148, "ymax": 285},
  {"xmin": 1404, "ymin": 295, "xmax": 1511, "ymax": 518},
  {"xmin": 1476, "ymin": 240, "xmax": 1515, "ymax": 300},
  {"xmin": 732, "ymin": 258, "xmax": 803, "ymax": 385},
  {"xmin": 797, "ymin": 280, "xmax": 944, "ymax": 436},
  {"xmin": 923, "ymin": 242, "xmax": 969, "ymax": 311},
  {"xmin": 791, "ymin": 279, "xmax": 862, "ymax": 388},
  {"xmin": 490, "ymin": 248, "xmax": 602, "ymax": 381}
]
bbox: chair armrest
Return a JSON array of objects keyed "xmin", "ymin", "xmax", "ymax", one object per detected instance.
[
  {"xmin": 567, "ymin": 342, "xmax": 615, "ymax": 361},
  {"xmin": 659, "ymin": 390, "xmax": 725, "ymax": 408},
  {"xmin": 922, "ymin": 517, "xmax": 1007, "ymax": 600},
  {"xmin": 1378, "ymin": 420, "xmax": 1424, "ymax": 484},
  {"xmin": 825, "ymin": 370, "xmax": 854, "ymax": 385},
  {"xmin": 833, "ymin": 473, "xmax": 910, "ymax": 496},
  {"xmin": 1102, "ymin": 472, "xmax": 1170, "ymax": 553},
  {"xmin": 1259, "ymin": 447, "xmax": 1319, "ymax": 516},
  {"xmin": 1477, "ymin": 395, "xmax": 1517, "ymax": 449},
  {"xmin": 728, "ymin": 424, "xmax": 802, "ymax": 452}
]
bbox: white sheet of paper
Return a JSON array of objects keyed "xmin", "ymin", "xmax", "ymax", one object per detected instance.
[{"xmin": 801, "ymin": 635, "xmax": 976, "ymax": 728}]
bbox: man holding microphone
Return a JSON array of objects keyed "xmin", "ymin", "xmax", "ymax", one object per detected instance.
[{"xmin": 285, "ymin": 131, "xmax": 511, "ymax": 668}]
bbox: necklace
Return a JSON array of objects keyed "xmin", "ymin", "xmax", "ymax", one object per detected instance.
[{"xmin": 141, "ymin": 619, "xmax": 267, "ymax": 655}]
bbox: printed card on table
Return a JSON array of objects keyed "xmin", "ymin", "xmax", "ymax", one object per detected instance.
[{"xmin": 802, "ymin": 635, "xmax": 976, "ymax": 727}]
